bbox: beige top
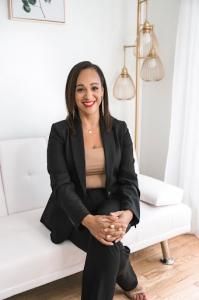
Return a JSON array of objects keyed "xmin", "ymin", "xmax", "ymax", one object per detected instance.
[{"xmin": 85, "ymin": 147, "xmax": 106, "ymax": 188}]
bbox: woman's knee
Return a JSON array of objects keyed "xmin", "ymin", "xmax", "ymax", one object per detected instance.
[
  {"xmin": 86, "ymin": 239, "xmax": 120, "ymax": 275},
  {"xmin": 89, "ymin": 236, "xmax": 120, "ymax": 261}
]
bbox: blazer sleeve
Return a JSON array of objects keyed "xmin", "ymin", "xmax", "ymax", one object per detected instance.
[
  {"xmin": 47, "ymin": 123, "xmax": 90, "ymax": 229},
  {"xmin": 117, "ymin": 121, "xmax": 140, "ymax": 227}
]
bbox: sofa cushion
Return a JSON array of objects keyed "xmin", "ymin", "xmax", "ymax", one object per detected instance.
[
  {"xmin": 0, "ymin": 202, "xmax": 191, "ymax": 299},
  {"xmin": 0, "ymin": 138, "xmax": 51, "ymax": 214},
  {"xmin": 0, "ymin": 208, "xmax": 86, "ymax": 299},
  {"xmin": 138, "ymin": 174, "xmax": 184, "ymax": 206},
  {"xmin": 122, "ymin": 201, "xmax": 191, "ymax": 252},
  {"xmin": 0, "ymin": 168, "xmax": 7, "ymax": 217}
]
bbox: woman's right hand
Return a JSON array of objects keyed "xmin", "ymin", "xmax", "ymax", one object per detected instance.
[{"xmin": 82, "ymin": 214, "xmax": 125, "ymax": 246}]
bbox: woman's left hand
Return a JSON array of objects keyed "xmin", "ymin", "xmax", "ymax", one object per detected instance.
[{"xmin": 105, "ymin": 210, "xmax": 133, "ymax": 243}]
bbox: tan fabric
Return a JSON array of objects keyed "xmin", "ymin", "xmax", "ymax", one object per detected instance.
[{"xmin": 85, "ymin": 147, "xmax": 106, "ymax": 188}]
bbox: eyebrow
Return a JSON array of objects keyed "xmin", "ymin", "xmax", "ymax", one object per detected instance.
[{"xmin": 76, "ymin": 82, "xmax": 100, "ymax": 87}]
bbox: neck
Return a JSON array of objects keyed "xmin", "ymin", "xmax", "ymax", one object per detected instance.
[{"xmin": 79, "ymin": 111, "xmax": 100, "ymax": 129}]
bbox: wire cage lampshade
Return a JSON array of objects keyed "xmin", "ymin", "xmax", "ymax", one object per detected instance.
[
  {"xmin": 113, "ymin": 67, "xmax": 135, "ymax": 101},
  {"xmin": 139, "ymin": 21, "xmax": 159, "ymax": 57},
  {"xmin": 141, "ymin": 47, "xmax": 164, "ymax": 81},
  {"xmin": 113, "ymin": 0, "xmax": 164, "ymax": 101}
]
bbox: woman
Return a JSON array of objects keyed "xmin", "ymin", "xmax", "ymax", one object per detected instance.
[{"xmin": 40, "ymin": 61, "xmax": 147, "ymax": 300}]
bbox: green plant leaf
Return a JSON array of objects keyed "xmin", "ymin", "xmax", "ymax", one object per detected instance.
[
  {"xmin": 23, "ymin": 4, "xmax": 31, "ymax": 13},
  {"xmin": 28, "ymin": 0, "xmax": 37, "ymax": 4},
  {"xmin": 22, "ymin": 0, "xmax": 29, "ymax": 4}
]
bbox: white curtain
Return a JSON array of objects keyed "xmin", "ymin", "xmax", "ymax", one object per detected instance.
[{"xmin": 165, "ymin": 0, "xmax": 199, "ymax": 237}]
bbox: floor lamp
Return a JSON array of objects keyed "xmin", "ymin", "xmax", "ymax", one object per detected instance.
[{"xmin": 113, "ymin": 0, "xmax": 164, "ymax": 157}]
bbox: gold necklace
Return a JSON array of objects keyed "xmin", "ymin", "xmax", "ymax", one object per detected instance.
[{"xmin": 83, "ymin": 126, "xmax": 99, "ymax": 134}]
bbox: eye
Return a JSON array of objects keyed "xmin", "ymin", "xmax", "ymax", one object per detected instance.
[
  {"xmin": 91, "ymin": 86, "xmax": 99, "ymax": 91},
  {"xmin": 76, "ymin": 87, "xmax": 84, "ymax": 92}
]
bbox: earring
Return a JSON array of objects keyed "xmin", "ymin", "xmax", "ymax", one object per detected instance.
[{"xmin": 101, "ymin": 97, "xmax": 104, "ymax": 116}]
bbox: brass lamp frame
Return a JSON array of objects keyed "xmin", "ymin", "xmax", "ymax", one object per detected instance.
[
  {"xmin": 121, "ymin": 2, "xmax": 172, "ymax": 266},
  {"xmin": 123, "ymin": 0, "xmax": 154, "ymax": 155}
]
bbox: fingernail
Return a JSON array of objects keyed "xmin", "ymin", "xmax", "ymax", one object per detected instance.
[
  {"xmin": 107, "ymin": 235, "xmax": 111, "ymax": 239},
  {"xmin": 104, "ymin": 228, "xmax": 108, "ymax": 232}
]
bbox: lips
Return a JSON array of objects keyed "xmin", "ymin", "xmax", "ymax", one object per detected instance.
[{"xmin": 83, "ymin": 101, "xmax": 95, "ymax": 107}]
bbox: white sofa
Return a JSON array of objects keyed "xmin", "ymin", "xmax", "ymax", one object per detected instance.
[{"xmin": 0, "ymin": 137, "xmax": 191, "ymax": 300}]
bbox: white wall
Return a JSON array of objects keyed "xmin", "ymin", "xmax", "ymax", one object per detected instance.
[
  {"xmin": 139, "ymin": 0, "xmax": 181, "ymax": 179},
  {"xmin": 0, "ymin": 0, "xmax": 136, "ymax": 140},
  {"xmin": 0, "ymin": 0, "xmax": 180, "ymax": 181}
]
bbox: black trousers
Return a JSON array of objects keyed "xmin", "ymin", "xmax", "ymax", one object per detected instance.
[{"xmin": 68, "ymin": 188, "xmax": 138, "ymax": 300}]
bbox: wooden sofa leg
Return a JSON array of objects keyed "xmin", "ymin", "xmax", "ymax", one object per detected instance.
[{"xmin": 160, "ymin": 240, "xmax": 174, "ymax": 265}]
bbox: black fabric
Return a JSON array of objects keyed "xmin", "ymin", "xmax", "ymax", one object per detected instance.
[
  {"xmin": 40, "ymin": 116, "xmax": 140, "ymax": 242},
  {"xmin": 68, "ymin": 188, "xmax": 138, "ymax": 300}
]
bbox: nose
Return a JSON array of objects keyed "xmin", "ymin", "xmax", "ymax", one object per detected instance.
[{"xmin": 84, "ymin": 89, "xmax": 92, "ymax": 100}]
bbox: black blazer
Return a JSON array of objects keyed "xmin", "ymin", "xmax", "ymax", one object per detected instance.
[{"xmin": 40, "ymin": 116, "xmax": 140, "ymax": 243}]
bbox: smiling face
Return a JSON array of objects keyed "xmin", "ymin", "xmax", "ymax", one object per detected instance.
[{"xmin": 75, "ymin": 68, "xmax": 104, "ymax": 118}]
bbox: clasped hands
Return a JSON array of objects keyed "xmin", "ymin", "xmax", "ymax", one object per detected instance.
[{"xmin": 82, "ymin": 210, "xmax": 133, "ymax": 246}]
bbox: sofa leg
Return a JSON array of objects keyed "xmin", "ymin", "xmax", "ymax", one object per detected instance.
[{"xmin": 160, "ymin": 240, "xmax": 174, "ymax": 265}]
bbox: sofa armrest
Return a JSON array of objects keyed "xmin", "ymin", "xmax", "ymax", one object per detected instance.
[{"xmin": 138, "ymin": 174, "xmax": 184, "ymax": 206}]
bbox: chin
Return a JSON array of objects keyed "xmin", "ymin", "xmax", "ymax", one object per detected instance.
[{"xmin": 80, "ymin": 106, "xmax": 100, "ymax": 116}]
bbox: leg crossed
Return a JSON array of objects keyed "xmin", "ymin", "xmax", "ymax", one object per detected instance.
[{"xmin": 69, "ymin": 197, "xmax": 138, "ymax": 299}]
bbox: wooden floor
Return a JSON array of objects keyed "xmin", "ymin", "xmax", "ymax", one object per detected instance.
[{"xmin": 8, "ymin": 234, "xmax": 199, "ymax": 300}]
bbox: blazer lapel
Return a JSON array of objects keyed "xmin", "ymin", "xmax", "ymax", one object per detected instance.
[
  {"xmin": 100, "ymin": 118, "xmax": 115, "ymax": 190},
  {"xmin": 70, "ymin": 117, "xmax": 86, "ymax": 195}
]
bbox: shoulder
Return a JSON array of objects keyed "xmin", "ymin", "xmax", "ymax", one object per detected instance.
[
  {"xmin": 111, "ymin": 116, "xmax": 126, "ymax": 126},
  {"xmin": 49, "ymin": 119, "xmax": 69, "ymax": 139},
  {"xmin": 111, "ymin": 116, "xmax": 128, "ymax": 133},
  {"xmin": 52, "ymin": 119, "xmax": 68, "ymax": 129},
  {"xmin": 51, "ymin": 119, "xmax": 69, "ymax": 132},
  {"xmin": 110, "ymin": 117, "xmax": 132, "ymax": 145}
]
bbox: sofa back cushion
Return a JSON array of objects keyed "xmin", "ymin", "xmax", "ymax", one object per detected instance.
[
  {"xmin": 0, "ymin": 168, "xmax": 8, "ymax": 216},
  {"xmin": 0, "ymin": 138, "xmax": 51, "ymax": 215}
]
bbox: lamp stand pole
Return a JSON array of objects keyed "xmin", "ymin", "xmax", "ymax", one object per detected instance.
[{"xmin": 135, "ymin": 0, "xmax": 142, "ymax": 159}]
